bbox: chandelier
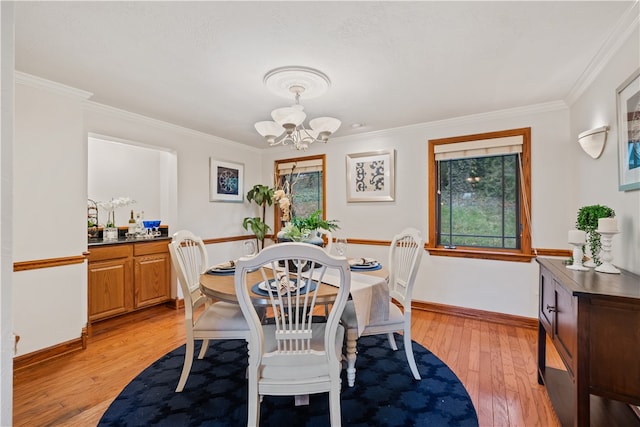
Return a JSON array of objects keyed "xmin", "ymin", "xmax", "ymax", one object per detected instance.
[{"xmin": 254, "ymin": 66, "xmax": 341, "ymax": 151}]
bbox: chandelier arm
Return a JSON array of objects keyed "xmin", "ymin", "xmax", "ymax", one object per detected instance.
[{"xmin": 297, "ymin": 124, "xmax": 321, "ymax": 144}]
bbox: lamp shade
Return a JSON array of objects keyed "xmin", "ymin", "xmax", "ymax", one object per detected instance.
[
  {"xmin": 271, "ymin": 106, "xmax": 306, "ymax": 128},
  {"xmin": 578, "ymin": 125, "xmax": 608, "ymax": 159},
  {"xmin": 255, "ymin": 121, "xmax": 285, "ymax": 138},
  {"xmin": 309, "ymin": 117, "xmax": 341, "ymax": 134}
]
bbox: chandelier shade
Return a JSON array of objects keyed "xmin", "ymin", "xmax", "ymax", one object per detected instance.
[
  {"xmin": 309, "ymin": 117, "xmax": 341, "ymax": 141},
  {"xmin": 255, "ymin": 66, "xmax": 341, "ymax": 150},
  {"xmin": 254, "ymin": 121, "xmax": 285, "ymax": 144},
  {"xmin": 271, "ymin": 105, "xmax": 307, "ymax": 130}
]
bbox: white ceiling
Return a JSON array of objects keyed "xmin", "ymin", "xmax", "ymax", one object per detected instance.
[{"xmin": 14, "ymin": 1, "xmax": 636, "ymax": 148}]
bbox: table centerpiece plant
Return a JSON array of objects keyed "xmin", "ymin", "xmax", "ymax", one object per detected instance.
[{"xmin": 279, "ymin": 209, "xmax": 340, "ymax": 243}]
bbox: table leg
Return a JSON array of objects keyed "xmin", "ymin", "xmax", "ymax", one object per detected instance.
[{"xmin": 345, "ymin": 328, "xmax": 358, "ymax": 387}]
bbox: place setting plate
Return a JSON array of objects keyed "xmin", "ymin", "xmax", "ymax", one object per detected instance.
[
  {"xmin": 206, "ymin": 261, "xmax": 236, "ymax": 276},
  {"xmin": 252, "ymin": 277, "xmax": 315, "ymax": 296},
  {"xmin": 349, "ymin": 257, "xmax": 382, "ymax": 271}
]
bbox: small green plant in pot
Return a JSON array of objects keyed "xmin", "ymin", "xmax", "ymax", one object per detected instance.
[
  {"xmin": 575, "ymin": 205, "xmax": 615, "ymax": 266},
  {"xmin": 242, "ymin": 184, "xmax": 275, "ymax": 250}
]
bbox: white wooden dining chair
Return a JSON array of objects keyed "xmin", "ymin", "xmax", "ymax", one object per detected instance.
[
  {"xmin": 341, "ymin": 227, "xmax": 424, "ymax": 387},
  {"xmin": 234, "ymin": 242, "xmax": 351, "ymax": 427},
  {"xmin": 168, "ymin": 230, "xmax": 251, "ymax": 392},
  {"xmin": 315, "ymin": 228, "xmax": 334, "ymax": 317}
]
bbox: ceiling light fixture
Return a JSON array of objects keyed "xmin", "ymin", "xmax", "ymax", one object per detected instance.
[{"xmin": 254, "ymin": 66, "xmax": 341, "ymax": 151}]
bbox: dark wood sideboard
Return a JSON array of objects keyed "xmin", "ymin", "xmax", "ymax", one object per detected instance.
[{"xmin": 537, "ymin": 257, "xmax": 640, "ymax": 427}]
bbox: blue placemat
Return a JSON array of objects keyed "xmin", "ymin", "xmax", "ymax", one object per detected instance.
[
  {"xmin": 251, "ymin": 279, "xmax": 317, "ymax": 296},
  {"xmin": 350, "ymin": 263, "xmax": 382, "ymax": 271},
  {"xmin": 206, "ymin": 269, "xmax": 235, "ymax": 276}
]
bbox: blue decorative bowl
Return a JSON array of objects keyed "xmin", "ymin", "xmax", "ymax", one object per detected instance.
[{"xmin": 143, "ymin": 220, "xmax": 161, "ymax": 228}]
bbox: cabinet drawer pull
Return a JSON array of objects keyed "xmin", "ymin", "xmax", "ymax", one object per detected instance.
[{"xmin": 546, "ymin": 304, "xmax": 557, "ymax": 313}]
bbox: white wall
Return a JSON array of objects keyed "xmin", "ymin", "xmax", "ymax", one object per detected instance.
[
  {"xmin": 83, "ymin": 103, "xmax": 262, "ymax": 242},
  {"xmin": 0, "ymin": 2, "xmax": 14, "ymax": 423},
  {"xmin": 569, "ymin": 25, "xmax": 640, "ymax": 274},
  {"xmin": 88, "ymin": 136, "xmax": 174, "ymax": 227},
  {"xmin": 262, "ymin": 103, "xmax": 571, "ymax": 318},
  {"xmin": 13, "ymin": 79, "xmax": 90, "ymax": 356}
]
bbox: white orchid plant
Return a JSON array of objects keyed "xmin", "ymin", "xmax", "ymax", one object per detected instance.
[
  {"xmin": 97, "ymin": 196, "xmax": 136, "ymax": 227},
  {"xmin": 273, "ymin": 163, "xmax": 299, "ymax": 223},
  {"xmin": 273, "ymin": 189, "xmax": 291, "ymax": 222}
]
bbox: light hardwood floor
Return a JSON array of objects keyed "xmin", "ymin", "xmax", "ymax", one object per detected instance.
[{"xmin": 13, "ymin": 305, "xmax": 561, "ymax": 426}]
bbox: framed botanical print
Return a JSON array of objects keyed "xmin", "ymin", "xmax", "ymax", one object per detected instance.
[
  {"xmin": 209, "ymin": 158, "xmax": 244, "ymax": 202},
  {"xmin": 616, "ymin": 68, "xmax": 640, "ymax": 191},
  {"xmin": 346, "ymin": 149, "xmax": 395, "ymax": 202}
]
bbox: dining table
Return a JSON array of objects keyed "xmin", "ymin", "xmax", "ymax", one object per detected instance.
[{"xmin": 199, "ymin": 258, "xmax": 390, "ymax": 337}]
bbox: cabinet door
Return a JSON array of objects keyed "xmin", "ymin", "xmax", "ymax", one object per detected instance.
[
  {"xmin": 88, "ymin": 258, "xmax": 133, "ymax": 322},
  {"xmin": 134, "ymin": 253, "xmax": 170, "ymax": 309},
  {"xmin": 554, "ymin": 280, "xmax": 577, "ymax": 375},
  {"xmin": 539, "ymin": 266, "xmax": 555, "ymax": 334}
]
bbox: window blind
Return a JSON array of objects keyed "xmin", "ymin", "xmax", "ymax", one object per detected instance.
[
  {"xmin": 277, "ymin": 158, "xmax": 323, "ymax": 175},
  {"xmin": 434, "ymin": 135, "xmax": 523, "ymax": 161}
]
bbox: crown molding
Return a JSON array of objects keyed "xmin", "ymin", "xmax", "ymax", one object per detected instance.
[
  {"xmin": 332, "ymin": 100, "xmax": 567, "ymax": 142},
  {"xmin": 14, "ymin": 71, "xmax": 93, "ymax": 100},
  {"xmin": 564, "ymin": 2, "xmax": 640, "ymax": 106},
  {"xmin": 15, "ymin": 71, "xmax": 259, "ymax": 153},
  {"xmin": 422, "ymin": 100, "xmax": 568, "ymax": 130},
  {"xmin": 83, "ymin": 100, "xmax": 261, "ymax": 153}
]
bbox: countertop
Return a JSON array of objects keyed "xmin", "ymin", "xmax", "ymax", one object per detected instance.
[
  {"xmin": 536, "ymin": 257, "xmax": 640, "ymax": 301},
  {"xmin": 88, "ymin": 236, "xmax": 171, "ymax": 247}
]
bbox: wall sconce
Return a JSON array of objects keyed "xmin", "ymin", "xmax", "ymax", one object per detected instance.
[{"xmin": 578, "ymin": 125, "xmax": 608, "ymax": 159}]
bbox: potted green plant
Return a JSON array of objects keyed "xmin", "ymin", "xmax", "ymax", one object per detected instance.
[
  {"xmin": 279, "ymin": 210, "xmax": 339, "ymax": 243},
  {"xmin": 575, "ymin": 204, "xmax": 615, "ymax": 266},
  {"xmin": 242, "ymin": 184, "xmax": 275, "ymax": 250}
]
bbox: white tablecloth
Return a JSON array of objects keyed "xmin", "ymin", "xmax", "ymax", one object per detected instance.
[{"xmin": 303, "ymin": 269, "xmax": 389, "ymax": 336}]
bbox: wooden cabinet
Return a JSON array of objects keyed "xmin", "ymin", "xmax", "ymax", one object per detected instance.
[
  {"xmin": 537, "ymin": 258, "xmax": 640, "ymax": 427},
  {"xmin": 88, "ymin": 256, "xmax": 133, "ymax": 321},
  {"xmin": 88, "ymin": 239, "xmax": 171, "ymax": 323},
  {"xmin": 133, "ymin": 241, "xmax": 171, "ymax": 309},
  {"xmin": 540, "ymin": 267, "xmax": 578, "ymax": 377}
]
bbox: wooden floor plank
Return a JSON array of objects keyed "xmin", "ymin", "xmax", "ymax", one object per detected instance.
[
  {"xmin": 14, "ymin": 305, "xmax": 561, "ymax": 426},
  {"xmin": 488, "ymin": 323, "xmax": 510, "ymax": 426},
  {"xmin": 499, "ymin": 324, "xmax": 526, "ymax": 427},
  {"xmin": 476, "ymin": 321, "xmax": 496, "ymax": 426}
]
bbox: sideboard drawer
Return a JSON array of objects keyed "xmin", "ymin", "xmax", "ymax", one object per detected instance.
[
  {"xmin": 87, "ymin": 244, "xmax": 132, "ymax": 262},
  {"xmin": 134, "ymin": 240, "xmax": 170, "ymax": 256}
]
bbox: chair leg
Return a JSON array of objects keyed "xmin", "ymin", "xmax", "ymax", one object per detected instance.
[
  {"xmin": 403, "ymin": 328, "xmax": 421, "ymax": 380},
  {"xmin": 345, "ymin": 327, "xmax": 358, "ymax": 387},
  {"xmin": 197, "ymin": 339, "xmax": 209, "ymax": 359},
  {"xmin": 387, "ymin": 332, "xmax": 398, "ymax": 350},
  {"xmin": 329, "ymin": 386, "xmax": 342, "ymax": 427},
  {"xmin": 175, "ymin": 338, "xmax": 194, "ymax": 392},
  {"xmin": 247, "ymin": 372, "xmax": 260, "ymax": 427}
]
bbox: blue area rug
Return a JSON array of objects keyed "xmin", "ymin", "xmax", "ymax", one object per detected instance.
[{"xmin": 99, "ymin": 335, "xmax": 478, "ymax": 426}]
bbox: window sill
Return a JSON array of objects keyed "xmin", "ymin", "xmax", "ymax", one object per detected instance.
[{"xmin": 425, "ymin": 246, "xmax": 535, "ymax": 263}]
